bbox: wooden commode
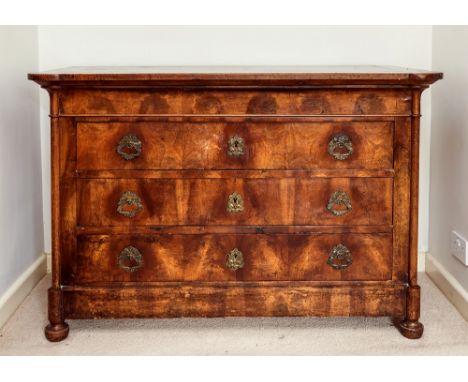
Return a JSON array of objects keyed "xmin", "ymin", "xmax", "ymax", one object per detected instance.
[{"xmin": 29, "ymin": 66, "xmax": 442, "ymax": 341}]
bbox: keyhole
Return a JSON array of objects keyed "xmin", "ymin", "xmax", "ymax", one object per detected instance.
[{"xmin": 227, "ymin": 192, "xmax": 244, "ymax": 213}]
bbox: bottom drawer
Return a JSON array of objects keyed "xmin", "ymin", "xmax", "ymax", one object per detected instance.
[{"xmin": 74, "ymin": 233, "xmax": 392, "ymax": 283}]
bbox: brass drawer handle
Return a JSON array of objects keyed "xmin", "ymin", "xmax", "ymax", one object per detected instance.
[
  {"xmin": 328, "ymin": 133, "xmax": 353, "ymax": 160},
  {"xmin": 117, "ymin": 134, "xmax": 142, "ymax": 160},
  {"xmin": 327, "ymin": 190, "xmax": 352, "ymax": 216},
  {"xmin": 327, "ymin": 244, "xmax": 353, "ymax": 270},
  {"xmin": 226, "ymin": 248, "xmax": 244, "ymax": 271},
  {"xmin": 227, "ymin": 192, "xmax": 244, "ymax": 213},
  {"xmin": 118, "ymin": 246, "xmax": 144, "ymax": 273},
  {"xmin": 227, "ymin": 135, "xmax": 245, "ymax": 157},
  {"xmin": 117, "ymin": 191, "xmax": 143, "ymax": 218}
]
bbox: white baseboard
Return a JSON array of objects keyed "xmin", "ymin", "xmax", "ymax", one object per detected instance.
[
  {"xmin": 418, "ymin": 251, "xmax": 426, "ymax": 272},
  {"xmin": 426, "ymin": 252, "xmax": 468, "ymax": 322},
  {"xmin": 0, "ymin": 254, "xmax": 47, "ymax": 329},
  {"xmin": 46, "ymin": 252, "xmax": 51, "ymax": 273}
]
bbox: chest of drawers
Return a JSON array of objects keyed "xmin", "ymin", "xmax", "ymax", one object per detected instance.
[{"xmin": 29, "ymin": 66, "xmax": 442, "ymax": 341}]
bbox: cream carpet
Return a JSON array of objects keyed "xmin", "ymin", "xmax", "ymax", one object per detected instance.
[{"xmin": 1, "ymin": 273, "xmax": 467, "ymax": 355}]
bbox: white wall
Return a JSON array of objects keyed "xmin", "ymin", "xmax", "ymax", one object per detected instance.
[
  {"xmin": 429, "ymin": 26, "xmax": 468, "ymax": 291},
  {"xmin": 38, "ymin": 26, "xmax": 433, "ymax": 252},
  {"xmin": 0, "ymin": 27, "xmax": 43, "ymax": 296}
]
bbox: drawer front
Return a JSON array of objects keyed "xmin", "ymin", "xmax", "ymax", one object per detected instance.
[
  {"xmin": 77, "ymin": 121, "xmax": 393, "ymax": 170},
  {"xmin": 78, "ymin": 177, "xmax": 392, "ymax": 227},
  {"xmin": 61, "ymin": 88, "xmax": 411, "ymax": 115},
  {"xmin": 74, "ymin": 233, "xmax": 392, "ymax": 283}
]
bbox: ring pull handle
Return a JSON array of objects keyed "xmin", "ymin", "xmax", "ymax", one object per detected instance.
[
  {"xmin": 327, "ymin": 190, "xmax": 352, "ymax": 217},
  {"xmin": 227, "ymin": 135, "xmax": 245, "ymax": 157},
  {"xmin": 118, "ymin": 246, "xmax": 144, "ymax": 273},
  {"xmin": 117, "ymin": 191, "xmax": 143, "ymax": 218},
  {"xmin": 227, "ymin": 192, "xmax": 244, "ymax": 213},
  {"xmin": 117, "ymin": 134, "xmax": 142, "ymax": 160},
  {"xmin": 328, "ymin": 133, "xmax": 353, "ymax": 160},
  {"xmin": 327, "ymin": 244, "xmax": 353, "ymax": 270},
  {"xmin": 226, "ymin": 248, "xmax": 244, "ymax": 271}
]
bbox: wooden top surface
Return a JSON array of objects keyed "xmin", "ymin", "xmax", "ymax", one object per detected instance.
[{"xmin": 28, "ymin": 65, "xmax": 443, "ymax": 86}]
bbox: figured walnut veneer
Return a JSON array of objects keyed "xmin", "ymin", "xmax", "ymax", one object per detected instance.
[{"xmin": 29, "ymin": 66, "xmax": 442, "ymax": 341}]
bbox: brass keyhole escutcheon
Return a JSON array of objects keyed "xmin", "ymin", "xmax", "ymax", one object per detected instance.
[
  {"xmin": 118, "ymin": 246, "xmax": 144, "ymax": 273},
  {"xmin": 117, "ymin": 134, "xmax": 142, "ymax": 160},
  {"xmin": 227, "ymin": 192, "xmax": 244, "ymax": 213},
  {"xmin": 226, "ymin": 248, "xmax": 244, "ymax": 271},
  {"xmin": 327, "ymin": 244, "xmax": 353, "ymax": 270},
  {"xmin": 328, "ymin": 133, "xmax": 353, "ymax": 160},
  {"xmin": 117, "ymin": 191, "xmax": 144, "ymax": 218},
  {"xmin": 327, "ymin": 190, "xmax": 352, "ymax": 217},
  {"xmin": 227, "ymin": 135, "xmax": 245, "ymax": 157}
]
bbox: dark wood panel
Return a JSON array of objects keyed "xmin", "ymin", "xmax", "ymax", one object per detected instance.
[
  {"xmin": 59, "ymin": 118, "xmax": 77, "ymax": 285},
  {"xmin": 74, "ymin": 233, "xmax": 392, "ymax": 283},
  {"xmin": 77, "ymin": 177, "xmax": 393, "ymax": 227},
  {"xmin": 392, "ymin": 117, "xmax": 411, "ymax": 281},
  {"xmin": 60, "ymin": 89, "xmax": 412, "ymax": 115},
  {"xmin": 63, "ymin": 283, "xmax": 406, "ymax": 318},
  {"xmin": 77, "ymin": 120, "xmax": 394, "ymax": 170}
]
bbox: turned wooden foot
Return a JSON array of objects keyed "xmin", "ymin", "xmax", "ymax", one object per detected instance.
[
  {"xmin": 46, "ymin": 287, "xmax": 69, "ymax": 342},
  {"xmin": 394, "ymin": 318, "xmax": 424, "ymax": 339},
  {"xmin": 395, "ymin": 285, "xmax": 423, "ymax": 339},
  {"xmin": 45, "ymin": 322, "xmax": 69, "ymax": 342}
]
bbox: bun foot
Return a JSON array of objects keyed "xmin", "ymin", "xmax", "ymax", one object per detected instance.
[
  {"xmin": 45, "ymin": 322, "xmax": 69, "ymax": 342},
  {"xmin": 394, "ymin": 318, "xmax": 424, "ymax": 339}
]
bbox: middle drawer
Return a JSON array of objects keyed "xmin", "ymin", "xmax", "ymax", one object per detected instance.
[{"xmin": 78, "ymin": 177, "xmax": 392, "ymax": 227}]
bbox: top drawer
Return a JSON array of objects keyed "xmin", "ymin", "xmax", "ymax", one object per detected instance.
[
  {"xmin": 60, "ymin": 88, "xmax": 411, "ymax": 116},
  {"xmin": 77, "ymin": 120, "xmax": 394, "ymax": 171}
]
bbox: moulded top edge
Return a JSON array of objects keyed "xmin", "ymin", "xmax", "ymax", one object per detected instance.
[{"xmin": 28, "ymin": 65, "xmax": 443, "ymax": 87}]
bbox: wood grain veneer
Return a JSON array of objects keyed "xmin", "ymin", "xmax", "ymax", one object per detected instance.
[{"xmin": 29, "ymin": 66, "xmax": 442, "ymax": 341}]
